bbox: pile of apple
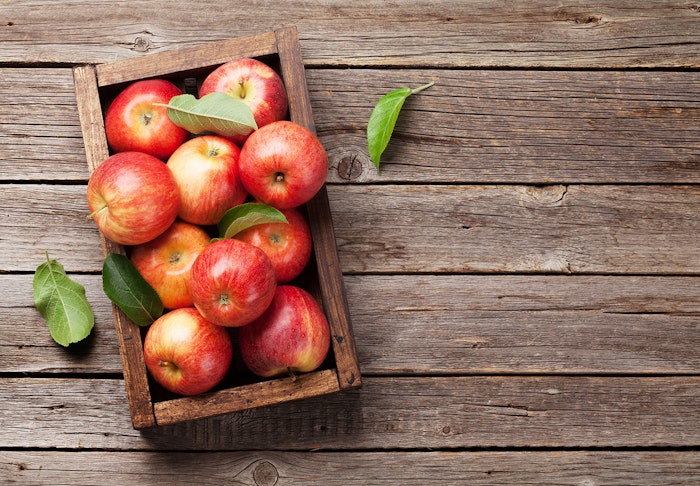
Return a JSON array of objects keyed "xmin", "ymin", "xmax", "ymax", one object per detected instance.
[{"xmin": 86, "ymin": 58, "xmax": 332, "ymax": 397}]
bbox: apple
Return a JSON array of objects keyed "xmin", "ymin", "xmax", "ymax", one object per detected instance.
[
  {"xmin": 143, "ymin": 307, "xmax": 233, "ymax": 396},
  {"xmin": 199, "ymin": 57, "xmax": 288, "ymax": 147},
  {"xmin": 166, "ymin": 135, "xmax": 247, "ymax": 226},
  {"xmin": 189, "ymin": 238, "xmax": 277, "ymax": 328},
  {"xmin": 130, "ymin": 221, "xmax": 211, "ymax": 310},
  {"xmin": 238, "ymin": 285, "xmax": 331, "ymax": 378},
  {"xmin": 238, "ymin": 120, "xmax": 328, "ymax": 209},
  {"xmin": 104, "ymin": 79, "xmax": 189, "ymax": 160},
  {"xmin": 86, "ymin": 151, "xmax": 180, "ymax": 246},
  {"xmin": 234, "ymin": 206, "xmax": 312, "ymax": 283}
]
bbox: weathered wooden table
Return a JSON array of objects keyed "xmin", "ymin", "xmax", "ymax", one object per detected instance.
[{"xmin": 1, "ymin": 2, "xmax": 699, "ymax": 484}]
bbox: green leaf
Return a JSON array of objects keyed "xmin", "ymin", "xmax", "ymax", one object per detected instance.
[
  {"xmin": 33, "ymin": 253, "xmax": 95, "ymax": 347},
  {"xmin": 157, "ymin": 92, "xmax": 258, "ymax": 137},
  {"xmin": 218, "ymin": 202, "xmax": 288, "ymax": 239},
  {"xmin": 366, "ymin": 82, "xmax": 434, "ymax": 170},
  {"xmin": 102, "ymin": 253, "xmax": 163, "ymax": 327}
]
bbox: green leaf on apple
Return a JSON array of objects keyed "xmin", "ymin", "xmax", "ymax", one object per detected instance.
[
  {"xmin": 366, "ymin": 82, "xmax": 434, "ymax": 170},
  {"xmin": 102, "ymin": 253, "xmax": 163, "ymax": 327},
  {"xmin": 158, "ymin": 92, "xmax": 258, "ymax": 137},
  {"xmin": 217, "ymin": 202, "xmax": 288, "ymax": 239},
  {"xmin": 33, "ymin": 252, "xmax": 95, "ymax": 347}
]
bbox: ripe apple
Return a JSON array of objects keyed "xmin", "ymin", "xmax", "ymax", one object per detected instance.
[
  {"xmin": 130, "ymin": 221, "xmax": 211, "ymax": 310},
  {"xmin": 199, "ymin": 57, "xmax": 288, "ymax": 147},
  {"xmin": 104, "ymin": 79, "xmax": 189, "ymax": 160},
  {"xmin": 166, "ymin": 135, "xmax": 247, "ymax": 226},
  {"xmin": 234, "ymin": 206, "xmax": 312, "ymax": 283},
  {"xmin": 238, "ymin": 285, "xmax": 331, "ymax": 379},
  {"xmin": 86, "ymin": 151, "xmax": 180, "ymax": 246},
  {"xmin": 238, "ymin": 120, "xmax": 328, "ymax": 209},
  {"xmin": 143, "ymin": 307, "xmax": 233, "ymax": 396},
  {"xmin": 189, "ymin": 238, "xmax": 277, "ymax": 328}
]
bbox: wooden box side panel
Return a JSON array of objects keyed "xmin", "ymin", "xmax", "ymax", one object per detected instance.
[
  {"xmin": 72, "ymin": 64, "xmax": 156, "ymax": 429},
  {"xmin": 153, "ymin": 369, "xmax": 340, "ymax": 426},
  {"xmin": 95, "ymin": 30, "xmax": 279, "ymax": 87},
  {"xmin": 276, "ymin": 28, "xmax": 362, "ymax": 390}
]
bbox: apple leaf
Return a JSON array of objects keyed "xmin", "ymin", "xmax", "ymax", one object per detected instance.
[
  {"xmin": 33, "ymin": 253, "xmax": 95, "ymax": 347},
  {"xmin": 158, "ymin": 92, "xmax": 258, "ymax": 137},
  {"xmin": 366, "ymin": 82, "xmax": 434, "ymax": 170},
  {"xmin": 218, "ymin": 202, "xmax": 288, "ymax": 239},
  {"xmin": 102, "ymin": 253, "xmax": 163, "ymax": 327}
]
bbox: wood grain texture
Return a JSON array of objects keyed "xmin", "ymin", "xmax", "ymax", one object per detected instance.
[
  {"xmin": 1, "ymin": 376, "xmax": 698, "ymax": 450},
  {"xmin": 3, "ymin": 184, "xmax": 699, "ymax": 274},
  {"xmin": 3, "ymin": 68, "xmax": 700, "ymax": 184},
  {"xmin": 1, "ymin": 1, "xmax": 699, "ymax": 68},
  {"xmin": 3, "ymin": 450, "xmax": 699, "ymax": 485},
  {"xmin": 3, "ymin": 274, "xmax": 698, "ymax": 375}
]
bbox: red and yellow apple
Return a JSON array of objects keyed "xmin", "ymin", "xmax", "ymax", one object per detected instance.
[
  {"xmin": 238, "ymin": 120, "xmax": 328, "ymax": 209},
  {"xmin": 86, "ymin": 151, "xmax": 180, "ymax": 246},
  {"xmin": 238, "ymin": 285, "xmax": 331, "ymax": 378},
  {"xmin": 166, "ymin": 135, "xmax": 247, "ymax": 226},
  {"xmin": 189, "ymin": 238, "xmax": 277, "ymax": 328},
  {"xmin": 199, "ymin": 57, "xmax": 288, "ymax": 147},
  {"xmin": 143, "ymin": 307, "xmax": 233, "ymax": 396},
  {"xmin": 130, "ymin": 221, "xmax": 211, "ymax": 310},
  {"xmin": 104, "ymin": 79, "xmax": 189, "ymax": 160},
  {"xmin": 234, "ymin": 206, "xmax": 312, "ymax": 283}
]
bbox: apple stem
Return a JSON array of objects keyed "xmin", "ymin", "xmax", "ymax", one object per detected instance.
[
  {"xmin": 287, "ymin": 367, "xmax": 297, "ymax": 382},
  {"xmin": 275, "ymin": 172, "xmax": 285, "ymax": 183},
  {"xmin": 86, "ymin": 205, "xmax": 107, "ymax": 221}
]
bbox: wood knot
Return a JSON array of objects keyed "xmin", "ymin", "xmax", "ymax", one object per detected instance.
[
  {"xmin": 253, "ymin": 461, "xmax": 278, "ymax": 486},
  {"xmin": 132, "ymin": 36, "xmax": 151, "ymax": 53},
  {"xmin": 571, "ymin": 15, "xmax": 602, "ymax": 24},
  {"xmin": 337, "ymin": 154, "xmax": 364, "ymax": 181}
]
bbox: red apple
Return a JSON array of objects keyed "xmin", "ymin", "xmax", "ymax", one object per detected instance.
[
  {"xmin": 143, "ymin": 307, "xmax": 233, "ymax": 396},
  {"xmin": 189, "ymin": 238, "xmax": 277, "ymax": 328},
  {"xmin": 86, "ymin": 151, "xmax": 180, "ymax": 246},
  {"xmin": 234, "ymin": 206, "xmax": 312, "ymax": 283},
  {"xmin": 199, "ymin": 57, "xmax": 288, "ymax": 147},
  {"xmin": 166, "ymin": 135, "xmax": 247, "ymax": 226},
  {"xmin": 104, "ymin": 79, "xmax": 189, "ymax": 160},
  {"xmin": 238, "ymin": 121, "xmax": 328, "ymax": 209},
  {"xmin": 238, "ymin": 285, "xmax": 331, "ymax": 378},
  {"xmin": 130, "ymin": 221, "xmax": 211, "ymax": 310}
]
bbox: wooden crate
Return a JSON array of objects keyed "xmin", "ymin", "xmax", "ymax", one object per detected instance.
[{"xmin": 72, "ymin": 27, "xmax": 361, "ymax": 429}]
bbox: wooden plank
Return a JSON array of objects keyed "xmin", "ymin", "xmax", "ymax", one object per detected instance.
[
  {"xmin": 2, "ymin": 450, "xmax": 699, "ymax": 484},
  {"xmin": 3, "ymin": 68, "xmax": 700, "ymax": 184},
  {"xmin": 0, "ymin": 68, "xmax": 87, "ymax": 181},
  {"xmin": 312, "ymin": 69, "xmax": 700, "ymax": 184},
  {"xmin": 328, "ymin": 184, "xmax": 700, "ymax": 274},
  {"xmin": 4, "ymin": 274, "xmax": 699, "ymax": 375},
  {"xmin": 1, "ymin": 376, "xmax": 698, "ymax": 450},
  {"xmin": 3, "ymin": 184, "xmax": 700, "ymax": 275},
  {"xmin": 1, "ymin": 1, "xmax": 699, "ymax": 68}
]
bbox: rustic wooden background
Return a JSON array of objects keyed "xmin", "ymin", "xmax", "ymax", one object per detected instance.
[{"xmin": 1, "ymin": 1, "xmax": 699, "ymax": 483}]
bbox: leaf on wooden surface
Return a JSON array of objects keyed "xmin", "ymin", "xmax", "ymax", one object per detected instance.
[
  {"xmin": 158, "ymin": 92, "xmax": 258, "ymax": 137},
  {"xmin": 102, "ymin": 253, "xmax": 163, "ymax": 327},
  {"xmin": 218, "ymin": 202, "xmax": 288, "ymax": 239},
  {"xmin": 367, "ymin": 82, "xmax": 434, "ymax": 170},
  {"xmin": 33, "ymin": 253, "xmax": 95, "ymax": 347}
]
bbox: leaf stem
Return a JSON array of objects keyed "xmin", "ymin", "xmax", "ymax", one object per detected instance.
[{"xmin": 411, "ymin": 82, "xmax": 435, "ymax": 95}]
